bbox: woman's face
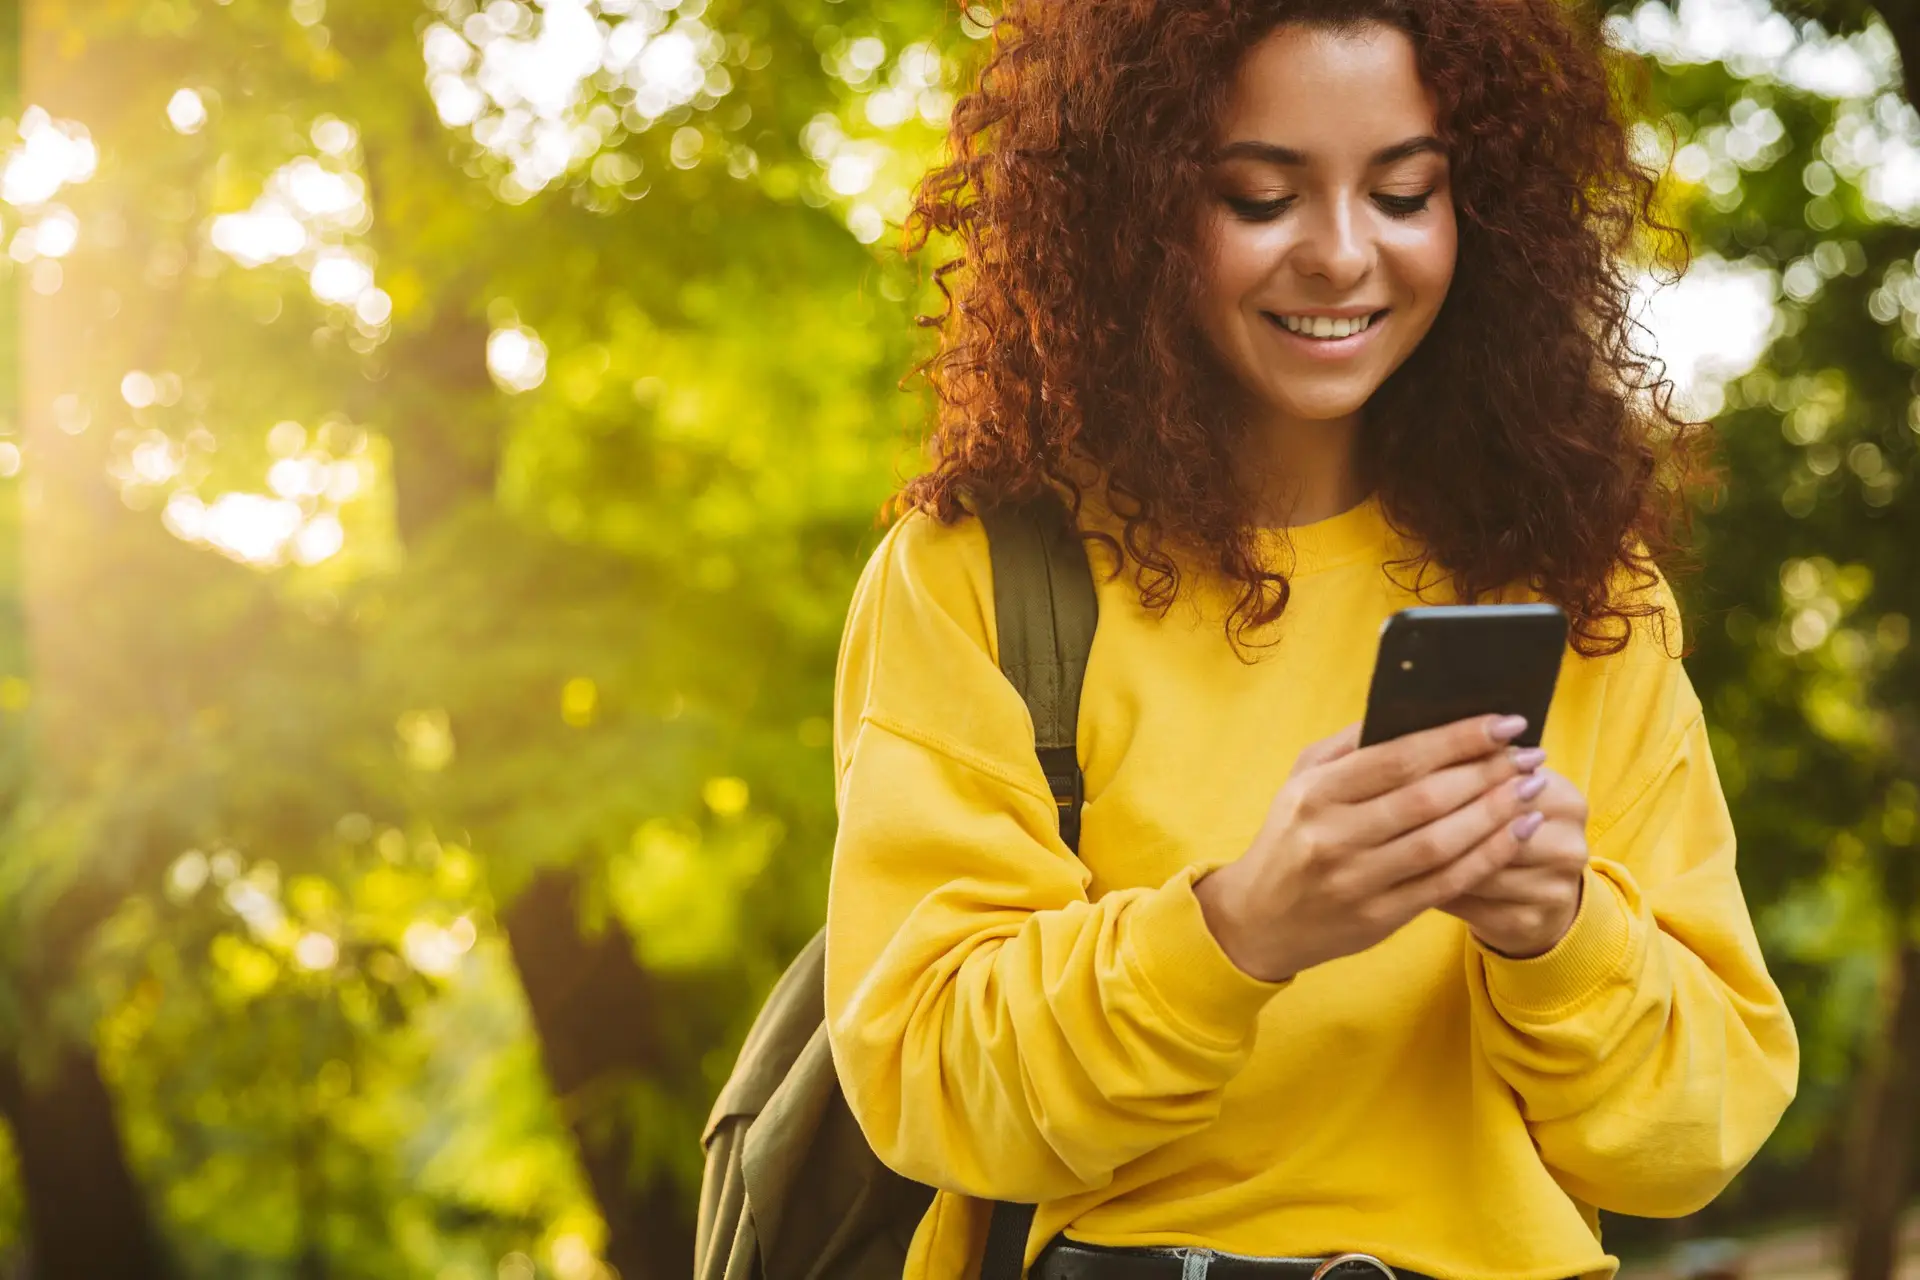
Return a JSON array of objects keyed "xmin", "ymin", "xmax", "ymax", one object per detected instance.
[{"xmin": 1195, "ymin": 21, "xmax": 1456, "ymax": 428}]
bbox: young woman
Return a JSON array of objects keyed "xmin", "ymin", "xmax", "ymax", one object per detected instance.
[{"xmin": 823, "ymin": 2, "xmax": 1799, "ymax": 1277}]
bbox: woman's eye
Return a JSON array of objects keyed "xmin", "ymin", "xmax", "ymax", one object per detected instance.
[
  {"xmin": 1224, "ymin": 195, "xmax": 1294, "ymax": 222},
  {"xmin": 1223, "ymin": 191, "xmax": 1435, "ymax": 221},
  {"xmin": 1374, "ymin": 190, "xmax": 1434, "ymax": 218}
]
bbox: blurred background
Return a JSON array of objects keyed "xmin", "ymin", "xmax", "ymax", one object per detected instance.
[{"xmin": 0, "ymin": 0, "xmax": 1917, "ymax": 1277}]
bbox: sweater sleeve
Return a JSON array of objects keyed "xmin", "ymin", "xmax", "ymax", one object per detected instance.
[
  {"xmin": 1465, "ymin": 578, "xmax": 1799, "ymax": 1217},
  {"xmin": 823, "ymin": 512, "xmax": 1286, "ymax": 1202}
]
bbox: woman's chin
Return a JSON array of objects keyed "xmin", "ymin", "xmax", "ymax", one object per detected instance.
[{"xmin": 1255, "ymin": 385, "xmax": 1379, "ymax": 425}]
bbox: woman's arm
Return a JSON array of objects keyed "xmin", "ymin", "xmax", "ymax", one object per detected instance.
[
  {"xmin": 823, "ymin": 514, "xmax": 1285, "ymax": 1202},
  {"xmin": 1464, "ymin": 607, "xmax": 1799, "ymax": 1216}
]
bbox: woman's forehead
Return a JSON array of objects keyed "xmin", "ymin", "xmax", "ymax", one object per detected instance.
[{"xmin": 1216, "ymin": 22, "xmax": 1441, "ymax": 160}]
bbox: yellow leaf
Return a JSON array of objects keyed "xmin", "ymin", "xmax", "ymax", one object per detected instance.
[
  {"xmin": 396, "ymin": 708, "xmax": 455, "ymax": 771},
  {"xmin": 211, "ymin": 933, "xmax": 279, "ymax": 999},
  {"xmin": 702, "ymin": 776, "xmax": 748, "ymax": 817},
  {"xmin": 561, "ymin": 677, "xmax": 597, "ymax": 727}
]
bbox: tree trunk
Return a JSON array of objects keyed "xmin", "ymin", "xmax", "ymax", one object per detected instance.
[
  {"xmin": 1, "ymin": 7, "xmax": 176, "ymax": 1276},
  {"xmin": 1875, "ymin": 4, "xmax": 1920, "ymax": 115},
  {"xmin": 1844, "ymin": 939, "xmax": 1920, "ymax": 1280},
  {"xmin": 0, "ymin": 1050, "xmax": 167, "ymax": 1279},
  {"xmin": 498, "ymin": 870, "xmax": 695, "ymax": 1280},
  {"xmin": 373, "ymin": 254, "xmax": 703, "ymax": 1274}
]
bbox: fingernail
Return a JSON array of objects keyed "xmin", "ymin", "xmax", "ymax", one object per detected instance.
[
  {"xmin": 1510, "ymin": 746, "xmax": 1547, "ymax": 772},
  {"xmin": 1489, "ymin": 715, "xmax": 1528, "ymax": 743},
  {"xmin": 1515, "ymin": 772, "xmax": 1548, "ymax": 801},
  {"xmin": 1511, "ymin": 811, "xmax": 1546, "ymax": 840}
]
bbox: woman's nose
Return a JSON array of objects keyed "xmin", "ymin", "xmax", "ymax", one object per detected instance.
[{"xmin": 1293, "ymin": 195, "xmax": 1373, "ymax": 290}]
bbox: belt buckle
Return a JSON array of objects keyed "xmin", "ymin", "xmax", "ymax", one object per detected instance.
[{"xmin": 1310, "ymin": 1255, "xmax": 1397, "ymax": 1280}]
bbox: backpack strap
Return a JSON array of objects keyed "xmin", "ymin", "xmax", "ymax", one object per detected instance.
[
  {"xmin": 978, "ymin": 492, "xmax": 1098, "ymax": 1279},
  {"xmin": 978, "ymin": 1202, "xmax": 1039, "ymax": 1280},
  {"xmin": 981, "ymin": 493, "xmax": 1098, "ymax": 853}
]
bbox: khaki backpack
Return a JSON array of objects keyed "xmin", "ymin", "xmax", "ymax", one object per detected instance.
[{"xmin": 694, "ymin": 494, "xmax": 1098, "ymax": 1280}]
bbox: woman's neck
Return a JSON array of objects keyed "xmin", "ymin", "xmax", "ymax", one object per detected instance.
[{"xmin": 1239, "ymin": 408, "xmax": 1368, "ymax": 528}]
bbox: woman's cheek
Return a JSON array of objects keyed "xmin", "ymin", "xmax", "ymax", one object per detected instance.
[
  {"xmin": 1413, "ymin": 209, "xmax": 1459, "ymax": 294},
  {"xmin": 1197, "ymin": 222, "xmax": 1261, "ymax": 341}
]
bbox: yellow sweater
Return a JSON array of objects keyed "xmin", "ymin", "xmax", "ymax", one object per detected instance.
[{"xmin": 824, "ymin": 492, "xmax": 1797, "ymax": 1280}]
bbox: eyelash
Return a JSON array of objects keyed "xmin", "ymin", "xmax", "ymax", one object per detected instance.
[{"xmin": 1224, "ymin": 191, "xmax": 1434, "ymax": 222}]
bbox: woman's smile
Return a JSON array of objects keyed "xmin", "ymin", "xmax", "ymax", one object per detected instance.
[{"xmin": 1262, "ymin": 307, "xmax": 1391, "ymax": 357}]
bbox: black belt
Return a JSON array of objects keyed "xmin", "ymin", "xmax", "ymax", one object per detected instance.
[{"xmin": 1037, "ymin": 1240, "xmax": 1443, "ymax": 1280}]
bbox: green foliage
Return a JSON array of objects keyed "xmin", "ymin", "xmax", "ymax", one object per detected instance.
[
  {"xmin": 1622, "ymin": 1, "xmax": 1920, "ymax": 1225},
  {"xmin": 10, "ymin": 0, "xmax": 1920, "ymax": 1269},
  {"xmin": 5, "ymin": 0, "xmax": 975, "ymax": 1272}
]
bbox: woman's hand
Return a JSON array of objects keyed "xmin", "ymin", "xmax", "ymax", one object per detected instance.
[
  {"xmin": 1193, "ymin": 714, "xmax": 1546, "ymax": 983},
  {"xmin": 1439, "ymin": 765, "xmax": 1590, "ymax": 958}
]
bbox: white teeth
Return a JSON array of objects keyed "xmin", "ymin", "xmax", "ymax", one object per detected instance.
[{"xmin": 1275, "ymin": 312, "xmax": 1377, "ymax": 339}]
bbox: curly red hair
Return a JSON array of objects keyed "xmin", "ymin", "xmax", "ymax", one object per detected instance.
[{"xmin": 897, "ymin": 0, "xmax": 1707, "ymax": 658}]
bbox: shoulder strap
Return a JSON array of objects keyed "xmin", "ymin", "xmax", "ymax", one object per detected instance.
[
  {"xmin": 977, "ymin": 492, "xmax": 1098, "ymax": 1279},
  {"xmin": 980, "ymin": 493, "xmax": 1098, "ymax": 853}
]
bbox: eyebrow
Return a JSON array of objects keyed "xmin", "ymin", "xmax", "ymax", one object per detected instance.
[{"xmin": 1213, "ymin": 136, "xmax": 1445, "ymax": 168}]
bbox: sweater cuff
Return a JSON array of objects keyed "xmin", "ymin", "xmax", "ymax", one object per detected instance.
[
  {"xmin": 1479, "ymin": 865, "xmax": 1639, "ymax": 1020},
  {"xmin": 1125, "ymin": 864, "xmax": 1289, "ymax": 1049}
]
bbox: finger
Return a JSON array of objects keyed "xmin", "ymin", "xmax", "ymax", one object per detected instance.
[
  {"xmin": 1370, "ymin": 785, "xmax": 1575, "ymax": 919},
  {"xmin": 1339, "ymin": 746, "xmax": 1545, "ymax": 850},
  {"xmin": 1443, "ymin": 865, "xmax": 1562, "ymax": 905},
  {"xmin": 1316, "ymin": 713, "xmax": 1529, "ymax": 805},
  {"xmin": 1445, "ymin": 826, "xmax": 1587, "ymax": 903},
  {"xmin": 1350, "ymin": 769, "xmax": 1541, "ymax": 897},
  {"xmin": 1458, "ymin": 811, "xmax": 1568, "ymax": 873},
  {"xmin": 1437, "ymin": 891, "xmax": 1496, "ymax": 913},
  {"xmin": 1531, "ymin": 767, "xmax": 1591, "ymax": 826},
  {"xmin": 1292, "ymin": 721, "xmax": 1362, "ymax": 777}
]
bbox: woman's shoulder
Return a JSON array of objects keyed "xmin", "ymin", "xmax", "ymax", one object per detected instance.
[
  {"xmin": 846, "ymin": 503, "xmax": 998, "ymax": 662},
  {"xmin": 1492, "ymin": 546, "xmax": 1686, "ymax": 669},
  {"xmin": 885, "ymin": 501, "xmax": 995, "ymax": 572},
  {"xmin": 1594, "ymin": 550, "xmax": 1689, "ymax": 670},
  {"xmin": 836, "ymin": 502, "xmax": 1050, "ymax": 781},
  {"xmin": 1540, "ymin": 553, "xmax": 1704, "ymax": 804},
  {"xmin": 851, "ymin": 493, "xmax": 1109, "ymax": 660}
]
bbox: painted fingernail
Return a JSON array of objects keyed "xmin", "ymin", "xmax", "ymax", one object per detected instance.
[
  {"xmin": 1515, "ymin": 772, "xmax": 1548, "ymax": 801},
  {"xmin": 1510, "ymin": 746, "xmax": 1547, "ymax": 772},
  {"xmin": 1489, "ymin": 715, "xmax": 1528, "ymax": 743},
  {"xmin": 1511, "ymin": 810, "xmax": 1546, "ymax": 840}
]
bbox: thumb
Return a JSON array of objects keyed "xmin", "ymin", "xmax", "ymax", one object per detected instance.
[{"xmin": 1292, "ymin": 720, "xmax": 1362, "ymax": 777}]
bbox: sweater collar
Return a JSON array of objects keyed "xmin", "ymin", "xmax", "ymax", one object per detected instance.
[{"xmin": 1253, "ymin": 491, "xmax": 1392, "ymax": 576}]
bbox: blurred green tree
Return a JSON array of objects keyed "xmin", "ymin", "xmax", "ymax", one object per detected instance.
[
  {"xmin": 10, "ymin": 0, "xmax": 969, "ymax": 1274},
  {"xmin": 1620, "ymin": 3, "xmax": 1920, "ymax": 1275}
]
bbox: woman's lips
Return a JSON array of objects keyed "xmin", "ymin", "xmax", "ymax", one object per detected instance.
[{"xmin": 1261, "ymin": 308, "xmax": 1389, "ymax": 359}]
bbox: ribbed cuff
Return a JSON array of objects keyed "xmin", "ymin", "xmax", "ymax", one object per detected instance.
[
  {"xmin": 1479, "ymin": 866, "xmax": 1639, "ymax": 1020},
  {"xmin": 1125, "ymin": 865, "xmax": 1289, "ymax": 1048}
]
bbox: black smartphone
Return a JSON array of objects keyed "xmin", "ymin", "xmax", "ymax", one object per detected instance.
[{"xmin": 1358, "ymin": 603, "xmax": 1568, "ymax": 750}]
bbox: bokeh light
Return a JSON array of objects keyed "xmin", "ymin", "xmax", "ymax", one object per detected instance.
[
  {"xmin": 487, "ymin": 324, "xmax": 548, "ymax": 392},
  {"xmin": 423, "ymin": 0, "xmax": 727, "ymax": 199},
  {"xmin": 166, "ymin": 88, "xmax": 208, "ymax": 134},
  {"xmin": 1, "ymin": 106, "xmax": 97, "ymax": 207}
]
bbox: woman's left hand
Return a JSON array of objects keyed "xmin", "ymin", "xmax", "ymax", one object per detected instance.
[{"xmin": 1440, "ymin": 765, "xmax": 1591, "ymax": 959}]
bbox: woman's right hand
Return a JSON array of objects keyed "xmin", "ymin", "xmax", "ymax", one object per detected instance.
[{"xmin": 1193, "ymin": 714, "xmax": 1547, "ymax": 983}]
